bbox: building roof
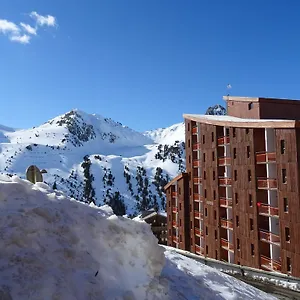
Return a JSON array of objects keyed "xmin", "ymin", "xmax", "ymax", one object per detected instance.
[
  {"xmin": 223, "ymin": 95, "xmax": 300, "ymax": 104},
  {"xmin": 140, "ymin": 210, "xmax": 167, "ymax": 221},
  {"xmin": 164, "ymin": 172, "xmax": 187, "ymax": 190},
  {"xmin": 183, "ymin": 114, "xmax": 300, "ymax": 128}
]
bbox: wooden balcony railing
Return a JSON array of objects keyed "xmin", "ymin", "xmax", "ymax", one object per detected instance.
[
  {"xmin": 259, "ymin": 230, "xmax": 280, "ymax": 245},
  {"xmin": 257, "ymin": 203, "xmax": 279, "ymax": 217},
  {"xmin": 195, "ymin": 227, "xmax": 203, "ymax": 237},
  {"xmin": 194, "ymin": 211, "xmax": 204, "ymax": 219},
  {"xmin": 193, "ymin": 159, "xmax": 201, "ymax": 168},
  {"xmin": 195, "ymin": 244, "xmax": 205, "ymax": 255},
  {"xmin": 219, "ymin": 197, "xmax": 233, "ymax": 208},
  {"xmin": 256, "ymin": 152, "xmax": 276, "ymax": 164},
  {"xmin": 172, "ymin": 221, "xmax": 177, "ymax": 227},
  {"xmin": 193, "ymin": 143, "xmax": 201, "ymax": 150},
  {"xmin": 192, "ymin": 126, "xmax": 198, "ymax": 134},
  {"xmin": 172, "ymin": 236, "xmax": 179, "ymax": 244},
  {"xmin": 218, "ymin": 157, "xmax": 231, "ymax": 166},
  {"xmin": 193, "ymin": 177, "xmax": 202, "ymax": 184},
  {"xmin": 260, "ymin": 255, "xmax": 282, "ymax": 272},
  {"xmin": 219, "ymin": 177, "xmax": 232, "ymax": 186},
  {"xmin": 194, "ymin": 193, "xmax": 200, "ymax": 201},
  {"xmin": 172, "ymin": 207, "xmax": 178, "ymax": 213},
  {"xmin": 257, "ymin": 178, "xmax": 277, "ymax": 189},
  {"xmin": 220, "ymin": 219, "xmax": 234, "ymax": 230},
  {"xmin": 171, "ymin": 191, "xmax": 177, "ymax": 198},
  {"xmin": 221, "ymin": 238, "xmax": 234, "ymax": 252},
  {"xmin": 217, "ymin": 136, "xmax": 230, "ymax": 146}
]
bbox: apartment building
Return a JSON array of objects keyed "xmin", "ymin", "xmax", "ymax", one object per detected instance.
[{"xmin": 165, "ymin": 96, "xmax": 300, "ymax": 277}]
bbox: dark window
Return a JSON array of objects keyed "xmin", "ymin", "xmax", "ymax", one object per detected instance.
[
  {"xmin": 235, "ymin": 193, "xmax": 238, "ymax": 204},
  {"xmin": 215, "ymin": 250, "xmax": 218, "ymax": 259},
  {"xmin": 189, "ymin": 188, "xmax": 192, "ymax": 196},
  {"xmin": 287, "ymin": 257, "xmax": 292, "ymax": 272},
  {"xmin": 234, "ymin": 170, "xmax": 237, "ymax": 181},
  {"xmin": 191, "ymin": 237, "xmax": 193, "ymax": 244},
  {"xmin": 281, "ymin": 140, "xmax": 286, "ymax": 154},
  {"xmin": 203, "ymin": 153, "xmax": 206, "ymax": 162},
  {"xmin": 237, "ymin": 261, "xmax": 240, "ymax": 265},
  {"xmin": 202, "ymin": 135, "xmax": 205, "ymax": 144},
  {"xmin": 179, "ymin": 203, "xmax": 182, "ymax": 211},
  {"xmin": 246, "ymin": 128, "xmax": 249, "ymax": 134},
  {"xmin": 237, "ymin": 238, "xmax": 240, "ymax": 250},
  {"xmin": 233, "ymin": 148, "xmax": 237, "ymax": 159},
  {"xmin": 188, "ymin": 139, "xmax": 190, "ymax": 148},
  {"xmin": 215, "ymin": 230, "xmax": 217, "ymax": 239},
  {"xmin": 250, "ymin": 218, "xmax": 254, "ymax": 231},
  {"xmin": 205, "ymin": 208, "xmax": 208, "ymax": 216},
  {"xmin": 284, "ymin": 197, "xmax": 288, "ymax": 212},
  {"xmin": 206, "ymin": 226, "xmax": 208, "ymax": 235},
  {"xmin": 190, "ymin": 221, "xmax": 192, "ymax": 229},
  {"xmin": 251, "ymin": 244, "xmax": 254, "ymax": 255},
  {"xmin": 188, "ymin": 123, "xmax": 190, "ymax": 131},
  {"xmin": 204, "ymin": 189, "xmax": 207, "ymax": 198},
  {"xmin": 249, "ymin": 194, "xmax": 253, "ymax": 207},
  {"xmin": 236, "ymin": 215, "xmax": 239, "ymax": 227},
  {"xmin": 169, "ymin": 229, "xmax": 171, "ymax": 235},
  {"xmin": 189, "ymin": 204, "xmax": 192, "ymax": 212},
  {"xmin": 189, "ymin": 155, "xmax": 191, "ymax": 163},
  {"xmin": 212, "ymin": 151, "xmax": 215, "ymax": 161},
  {"xmin": 233, "ymin": 128, "xmax": 236, "ymax": 137},
  {"xmin": 282, "ymin": 169, "xmax": 287, "ymax": 184},
  {"xmin": 179, "ymin": 187, "xmax": 181, "ymax": 195},
  {"xmin": 226, "ymin": 128, "xmax": 230, "ymax": 136},
  {"xmin": 204, "ymin": 171, "xmax": 206, "ymax": 180},
  {"xmin": 214, "ymin": 210, "xmax": 217, "ymax": 220},
  {"xmin": 206, "ymin": 245, "xmax": 208, "ymax": 254},
  {"xmin": 180, "ymin": 235, "xmax": 182, "ymax": 242},
  {"xmin": 213, "ymin": 190, "xmax": 216, "ymax": 200},
  {"xmin": 285, "ymin": 227, "xmax": 290, "ymax": 242},
  {"xmin": 248, "ymin": 102, "xmax": 253, "ymax": 110},
  {"xmin": 213, "ymin": 171, "xmax": 216, "ymax": 180},
  {"xmin": 212, "ymin": 132, "xmax": 214, "ymax": 142},
  {"xmin": 247, "ymin": 146, "xmax": 250, "ymax": 158},
  {"xmin": 248, "ymin": 170, "xmax": 252, "ymax": 181},
  {"xmin": 180, "ymin": 219, "xmax": 182, "ymax": 226}
]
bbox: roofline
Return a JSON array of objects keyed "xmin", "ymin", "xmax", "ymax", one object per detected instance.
[
  {"xmin": 142, "ymin": 211, "xmax": 167, "ymax": 220},
  {"xmin": 164, "ymin": 172, "xmax": 187, "ymax": 190},
  {"xmin": 183, "ymin": 114, "xmax": 300, "ymax": 129},
  {"xmin": 223, "ymin": 96, "xmax": 259, "ymax": 102},
  {"xmin": 223, "ymin": 95, "xmax": 300, "ymax": 104}
]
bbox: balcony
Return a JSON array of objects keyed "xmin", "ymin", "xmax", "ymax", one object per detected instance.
[
  {"xmin": 195, "ymin": 244, "xmax": 205, "ymax": 255},
  {"xmin": 172, "ymin": 221, "xmax": 177, "ymax": 227},
  {"xmin": 260, "ymin": 255, "xmax": 281, "ymax": 272},
  {"xmin": 219, "ymin": 177, "xmax": 232, "ymax": 186},
  {"xmin": 194, "ymin": 211, "xmax": 203, "ymax": 219},
  {"xmin": 220, "ymin": 197, "xmax": 233, "ymax": 208},
  {"xmin": 193, "ymin": 159, "xmax": 201, "ymax": 168},
  {"xmin": 257, "ymin": 203, "xmax": 279, "ymax": 217},
  {"xmin": 192, "ymin": 126, "xmax": 198, "ymax": 134},
  {"xmin": 172, "ymin": 191, "xmax": 177, "ymax": 198},
  {"xmin": 217, "ymin": 136, "xmax": 230, "ymax": 146},
  {"xmin": 194, "ymin": 193, "xmax": 201, "ymax": 201},
  {"xmin": 220, "ymin": 219, "xmax": 234, "ymax": 230},
  {"xmin": 257, "ymin": 178, "xmax": 277, "ymax": 190},
  {"xmin": 221, "ymin": 238, "xmax": 234, "ymax": 252},
  {"xmin": 218, "ymin": 157, "xmax": 231, "ymax": 166},
  {"xmin": 172, "ymin": 207, "xmax": 178, "ymax": 213},
  {"xmin": 256, "ymin": 152, "xmax": 276, "ymax": 164},
  {"xmin": 193, "ymin": 177, "xmax": 202, "ymax": 184},
  {"xmin": 195, "ymin": 227, "xmax": 203, "ymax": 237},
  {"xmin": 193, "ymin": 143, "xmax": 201, "ymax": 151},
  {"xmin": 172, "ymin": 236, "xmax": 179, "ymax": 244},
  {"xmin": 259, "ymin": 230, "xmax": 280, "ymax": 245}
]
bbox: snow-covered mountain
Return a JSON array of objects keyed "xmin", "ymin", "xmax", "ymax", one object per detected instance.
[
  {"xmin": 0, "ymin": 109, "xmax": 185, "ymax": 216},
  {"xmin": 205, "ymin": 104, "xmax": 227, "ymax": 116}
]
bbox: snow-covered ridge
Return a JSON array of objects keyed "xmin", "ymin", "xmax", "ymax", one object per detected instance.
[{"xmin": 205, "ymin": 104, "xmax": 227, "ymax": 116}]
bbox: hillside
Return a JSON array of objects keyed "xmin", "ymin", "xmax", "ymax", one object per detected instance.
[{"xmin": 0, "ymin": 105, "xmax": 225, "ymax": 216}]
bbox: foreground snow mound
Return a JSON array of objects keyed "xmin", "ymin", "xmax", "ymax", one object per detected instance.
[
  {"xmin": 162, "ymin": 248, "xmax": 276, "ymax": 300},
  {"xmin": 0, "ymin": 175, "xmax": 166, "ymax": 300}
]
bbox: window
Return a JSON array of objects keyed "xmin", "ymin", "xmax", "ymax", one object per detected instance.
[
  {"xmin": 206, "ymin": 226, "xmax": 208, "ymax": 235},
  {"xmin": 248, "ymin": 170, "xmax": 252, "ymax": 182},
  {"xmin": 214, "ymin": 210, "xmax": 217, "ymax": 220},
  {"xmin": 205, "ymin": 208, "xmax": 208, "ymax": 216},
  {"xmin": 202, "ymin": 135, "xmax": 205, "ymax": 144},
  {"xmin": 206, "ymin": 245, "xmax": 208, "ymax": 254},
  {"xmin": 204, "ymin": 171, "xmax": 206, "ymax": 180},
  {"xmin": 189, "ymin": 188, "xmax": 192, "ymax": 196},
  {"xmin": 226, "ymin": 128, "xmax": 230, "ymax": 136},
  {"xmin": 237, "ymin": 238, "xmax": 240, "ymax": 250},
  {"xmin": 251, "ymin": 244, "xmax": 254, "ymax": 255},
  {"xmin": 168, "ymin": 201, "xmax": 170, "ymax": 207},
  {"xmin": 212, "ymin": 132, "xmax": 214, "ymax": 142},
  {"xmin": 213, "ymin": 171, "xmax": 216, "ymax": 181},
  {"xmin": 250, "ymin": 218, "xmax": 254, "ymax": 231},
  {"xmin": 191, "ymin": 237, "xmax": 193, "ymax": 244},
  {"xmin": 188, "ymin": 123, "xmax": 190, "ymax": 131},
  {"xmin": 180, "ymin": 219, "xmax": 182, "ymax": 226},
  {"xmin": 180, "ymin": 235, "xmax": 182, "ymax": 242},
  {"xmin": 248, "ymin": 102, "xmax": 253, "ymax": 110},
  {"xmin": 190, "ymin": 221, "xmax": 192, "ymax": 229},
  {"xmin": 179, "ymin": 203, "xmax": 182, "ymax": 211},
  {"xmin": 203, "ymin": 153, "xmax": 206, "ymax": 162},
  {"xmin": 213, "ymin": 190, "xmax": 216, "ymax": 200},
  {"xmin": 287, "ymin": 257, "xmax": 292, "ymax": 273},
  {"xmin": 190, "ymin": 204, "xmax": 192, "ymax": 212},
  {"xmin": 233, "ymin": 148, "xmax": 237, "ymax": 159},
  {"xmin": 212, "ymin": 151, "xmax": 215, "ymax": 161},
  {"xmin": 234, "ymin": 170, "xmax": 237, "ymax": 181},
  {"xmin": 236, "ymin": 215, "xmax": 239, "ymax": 227},
  {"xmin": 284, "ymin": 197, "xmax": 288, "ymax": 212},
  {"xmin": 215, "ymin": 250, "xmax": 218, "ymax": 259},
  {"xmin": 215, "ymin": 230, "xmax": 217, "ymax": 239},
  {"xmin": 285, "ymin": 227, "xmax": 290, "ymax": 242},
  {"xmin": 235, "ymin": 193, "xmax": 238, "ymax": 204},
  {"xmin": 246, "ymin": 128, "xmax": 249, "ymax": 134},
  {"xmin": 233, "ymin": 128, "xmax": 236, "ymax": 137},
  {"xmin": 249, "ymin": 194, "xmax": 253, "ymax": 207},
  {"xmin": 247, "ymin": 146, "xmax": 250, "ymax": 158},
  {"xmin": 188, "ymin": 139, "xmax": 190, "ymax": 148},
  {"xmin": 179, "ymin": 187, "xmax": 181, "ymax": 195},
  {"xmin": 281, "ymin": 139, "xmax": 286, "ymax": 154},
  {"xmin": 169, "ymin": 229, "xmax": 171, "ymax": 236},
  {"xmin": 282, "ymin": 169, "xmax": 287, "ymax": 184},
  {"xmin": 204, "ymin": 189, "xmax": 207, "ymax": 198}
]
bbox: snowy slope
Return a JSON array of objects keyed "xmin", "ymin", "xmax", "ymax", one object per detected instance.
[{"xmin": 0, "ymin": 176, "xmax": 275, "ymax": 299}]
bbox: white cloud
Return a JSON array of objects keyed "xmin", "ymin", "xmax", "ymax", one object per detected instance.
[
  {"xmin": 10, "ymin": 34, "xmax": 31, "ymax": 44},
  {"xmin": 30, "ymin": 12, "xmax": 56, "ymax": 27},
  {"xmin": 0, "ymin": 19, "xmax": 20, "ymax": 34},
  {"xmin": 20, "ymin": 22, "xmax": 37, "ymax": 35}
]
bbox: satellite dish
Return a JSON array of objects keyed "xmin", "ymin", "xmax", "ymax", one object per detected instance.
[{"xmin": 26, "ymin": 165, "xmax": 43, "ymax": 184}]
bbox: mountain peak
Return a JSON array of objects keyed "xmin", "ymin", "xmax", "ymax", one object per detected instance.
[{"xmin": 205, "ymin": 104, "xmax": 226, "ymax": 116}]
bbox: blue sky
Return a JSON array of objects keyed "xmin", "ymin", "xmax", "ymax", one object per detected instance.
[{"xmin": 1, "ymin": 1, "xmax": 300, "ymax": 132}]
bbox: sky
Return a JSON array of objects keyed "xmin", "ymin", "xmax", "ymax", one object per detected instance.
[{"xmin": 1, "ymin": 1, "xmax": 300, "ymax": 132}]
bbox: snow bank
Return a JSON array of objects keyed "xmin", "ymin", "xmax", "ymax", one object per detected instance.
[{"xmin": 0, "ymin": 175, "xmax": 166, "ymax": 300}]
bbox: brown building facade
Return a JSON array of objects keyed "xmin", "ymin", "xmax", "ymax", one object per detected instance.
[{"xmin": 165, "ymin": 96, "xmax": 300, "ymax": 277}]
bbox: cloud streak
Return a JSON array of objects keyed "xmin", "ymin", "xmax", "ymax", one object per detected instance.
[{"xmin": 0, "ymin": 12, "xmax": 57, "ymax": 44}]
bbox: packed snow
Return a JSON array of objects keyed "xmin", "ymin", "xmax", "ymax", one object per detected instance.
[{"xmin": 0, "ymin": 176, "xmax": 276, "ymax": 299}]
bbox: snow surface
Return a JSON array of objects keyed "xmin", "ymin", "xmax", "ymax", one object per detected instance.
[{"xmin": 0, "ymin": 176, "xmax": 275, "ymax": 299}]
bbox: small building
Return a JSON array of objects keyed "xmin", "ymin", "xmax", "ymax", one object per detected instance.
[{"xmin": 140, "ymin": 210, "xmax": 168, "ymax": 245}]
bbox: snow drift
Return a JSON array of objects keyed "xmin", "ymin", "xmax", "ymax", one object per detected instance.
[{"xmin": 0, "ymin": 175, "xmax": 166, "ymax": 300}]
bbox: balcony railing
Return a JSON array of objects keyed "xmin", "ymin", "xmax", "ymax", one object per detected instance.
[
  {"xmin": 194, "ymin": 193, "xmax": 201, "ymax": 201},
  {"xmin": 219, "ymin": 177, "xmax": 232, "ymax": 186},
  {"xmin": 172, "ymin": 207, "xmax": 178, "ymax": 213},
  {"xmin": 195, "ymin": 244, "xmax": 205, "ymax": 255},
  {"xmin": 172, "ymin": 221, "xmax": 177, "ymax": 227},
  {"xmin": 219, "ymin": 197, "xmax": 233, "ymax": 208},
  {"xmin": 221, "ymin": 238, "xmax": 234, "ymax": 252},
  {"xmin": 257, "ymin": 203, "xmax": 279, "ymax": 217},
  {"xmin": 217, "ymin": 136, "xmax": 230, "ymax": 146},
  {"xmin": 172, "ymin": 236, "xmax": 179, "ymax": 244},
  {"xmin": 195, "ymin": 227, "xmax": 203, "ymax": 236},
  {"xmin": 260, "ymin": 255, "xmax": 281, "ymax": 272},
  {"xmin": 171, "ymin": 191, "xmax": 177, "ymax": 198},
  {"xmin": 221, "ymin": 219, "xmax": 234, "ymax": 230},
  {"xmin": 257, "ymin": 178, "xmax": 277, "ymax": 190},
  {"xmin": 193, "ymin": 143, "xmax": 201, "ymax": 150},
  {"xmin": 193, "ymin": 159, "xmax": 201, "ymax": 168},
  {"xmin": 193, "ymin": 177, "xmax": 202, "ymax": 184},
  {"xmin": 194, "ymin": 211, "xmax": 204, "ymax": 219},
  {"xmin": 259, "ymin": 230, "xmax": 280, "ymax": 245},
  {"xmin": 218, "ymin": 157, "xmax": 231, "ymax": 166},
  {"xmin": 256, "ymin": 152, "xmax": 276, "ymax": 164},
  {"xmin": 192, "ymin": 126, "xmax": 198, "ymax": 134}
]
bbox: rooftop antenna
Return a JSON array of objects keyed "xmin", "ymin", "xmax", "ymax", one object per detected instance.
[{"xmin": 226, "ymin": 84, "xmax": 232, "ymax": 97}]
